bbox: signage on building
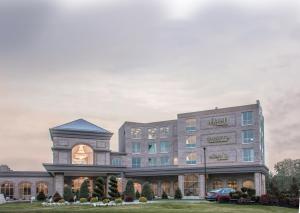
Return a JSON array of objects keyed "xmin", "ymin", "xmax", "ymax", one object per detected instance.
[
  {"xmin": 207, "ymin": 136, "xmax": 230, "ymax": 143},
  {"xmin": 208, "ymin": 117, "xmax": 228, "ymax": 126},
  {"xmin": 209, "ymin": 153, "xmax": 229, "ymax": 161}
]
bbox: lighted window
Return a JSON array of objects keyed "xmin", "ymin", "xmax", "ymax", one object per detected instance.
[
  {"xmin": 132, "ymin": 142, "xmax": 141, "ymax": 153},
  {"xmin": 36, "ymin": 182, "xmax": 48, "ymax": 195},
  {"xmin": 148, "ymin": 142, "xmax": 157, "ymax": 154},
  {"xmin": 151, "ymin": 183, "xmax": 158, "ymax": 196},
  {"xmin": 148, "ymin": 157, "xmax": 157, "ymax": 167},
  {"xmin": 160, "ymin": 141, "xmax": 170, "ymax": 153},
  {"xmin": 186, "ymin": 119, "xmax": 196, "ymax": 132},
  {"xmin": 161, "ymin": 181, "xmax": 171, "ymax": 194},
  {"xmin": 243, "ymin": 148, "xmax": 254, "ymax": 162},
  {"xmin": 112, "ymin": 158, "xmax": 122, "ymax": 166},
  {"xmin": 131, "ymin": 128, "xmax": 142, "ymax": 139},
  {"xmin": 132, "ymin": 157, "xmax": 141, "ymax": 168},
  {"xmin": 212, "ymin": 180, "xmax": 223, "ymax": 189},
  {"xmin": 19, "ymin": 182, "xmax": 31, "ymax": 199},
  {"xmin": 186, "ymin": 153, "xmax": 197, "ymax": 164},
  {"xmin": 160, "ymin": 127, "xmax": 169, "ymax": 138},
  {"xmin": 184, "ymin": 174, "xmax": 199, "ymax": 196},
  {"xmin": 242, "ymin": 130, "xmax": 254, "ymax": 143},
  {"xmin": 160, "ymin": 156, "xmax": 170, "ymax": 166},
  {"xmin": 148, "ymin": 128, "xmax": 157, "ymax": 139},
  {"xmin": 72, "ymin": 144, "xmax": 93, "ymax": 165},
  {"xmin": 134, "ymin": 182, "xmax": 142, "ymax": 193},
  {"xmin": 227, "ymin": 180, "xmax": 237, "ymax": 190},
  {"xmin": 0, "ymin": 182, "xmax": 14, "ymax": 199},
  {"xmin": 242, "ymin": 111, "xmax": 253, "ymax": 126},
  {"xmin": 242, "ymin": 180, "xmax": 254, "ymax": 189},
  {"xmin": 72, "ymin": 177, "xmax": 93, "ymax": 192},
  {"xmin": 186, "ymin": 135, "xmax": 196, "ymax": 148}
]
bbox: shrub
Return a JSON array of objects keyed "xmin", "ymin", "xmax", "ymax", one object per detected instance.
[
  {"xmin": 241, "ymin": 193, "xmax": 248, "ymax": 198},
  {"xmin": 217, "ymin": 195, "xmax": 230, "ymax": 203},
  {"xmin": 124, "ymin": 196, "xmax": 134, "ymax": 202},
  {"xmin": 58, "ymin": 199, "xmax": 65, "ymax": 203},
  {"xmin": 103, "ymin": 198, "xmax": 110, "ymax": 204},
  {"xmin": 36, "ymin": 191, "xmax": 46, "ymax": 201},
  {"xmin": 247, "ymin": 188, "xmax": 256, "ymax": 197},
  {"xmin": 135, "ymin": 190, "xmax": 140, "ymax": 199},
  {"xmin": 162, "ymin": 191, "xmax": 168, "ymax": 199},
  {"xmin": 63, "ymin": 185, "xmax": 74, "ymax": 202},
  {"xmin": 53, "ymin": 192, "xmax": 62, "ymax": 202},
  {"xmin": 115, "ymin": 198, "xmax": 123, "ymax": 205},
  {"xmin": 141, "ymin": 182, "xmax": 153, "ymax": 200},
  {"xmin": 80, "ymin": 198, "xmax": 88, "ymax": 203},
  {"xmin": 251, "ymin": 196, "xmax": 260, "ymax": 203},
  {"xmin": 237, "ymin": 197, "xmax": 252, "ymax": 204},
  {"xmin": 124, "ymin": 179, "xmax": 135, "ymax": 201},
  {"xmin": 260, "ymin": 194, "xmax": 269, "ymax": 205},
  {"xmin": 90, "ymin": 197, "xmax": 98, "ymax": 203},
  {"xmin": 93, "ymin": 177, "xmax": 105, "ymax": 199},
  {"xmin": 241, "ymin": 187, "xmax": 248, "ymax": 193},
  {"xmin": 139, "ymin": 197, "xmax": 147, "ymax": 203},
  {"xmin": 79, "ymin": 179, "xmax": 89, "ymax": 199},
  {"xmin": 288, "ymin": 197, "xmax": 299, "ymax": 208},
  {"xmin": 108, "ymin": 176, "xmax": 119, "ymax": 199},
  {"xmin": 174, "ymin": 188, "xmax": 182, "ymax": 199}
]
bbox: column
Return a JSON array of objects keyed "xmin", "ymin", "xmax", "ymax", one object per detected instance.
[
  {"xmin": 158, "ymin": 181, "xmax": 162, "ymax": 197},
  {"xmin": 254, "ymin": 173, "xmax": 262, "ymax": 196},
  {"xmin": 178, "ymin": 175, "xmax": 184, "ymax": 196},
  {"xmin": 32, "ymin": 182, "xmax": 36, "ymax": 199},
  {"xmin": 54, "ymin": 173, "xmax": 64, "ymax": 196},
  {"xmin": 261, "ymin": 174, "xmax": 266, "ymax": 195},
  {"xmin": 120, "ymin": 173, "xmax": 126, "ymax": 193},
  {"xmin": 199, "ymin": 174, "xmax": 205, "ymax": 199},
  {"xmin": 170, "ymin": 180, "xmax": 174, "ymax": 197},
  {"xmin": 106, "ymin": 175, "xmax": 111, "ymax": 197}
]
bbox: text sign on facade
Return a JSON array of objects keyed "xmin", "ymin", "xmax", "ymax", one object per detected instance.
[
  {"xmin": 207, "ymin": 136, "xmax": 230, "ymax": 143},
  {"xmin": 208, "ymin": 117, "xmax": 228, "ymax": 126}
]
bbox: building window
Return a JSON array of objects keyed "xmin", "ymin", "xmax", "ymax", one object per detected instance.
[
  {"xmin": 72, "ymin": 144, "xmax": 93, "ymax": 165},
  {"xmin": 131, "ymin": 128, "xmax": 142, "ymax": 139},
  {"xmin": 36, "ymin": 182, "xmax": 48, "ymax": 195},
  {"xmin": 148, "ymin": 142, "xmax": 157, "ymax": 154},
  {"xmin": 242, "ymin": 111, "xmax": 253, "ymax": 126},
  {"xmin": 186, "ymin": 153, "xmax": 197, "ymax": 164},
  {"xmin": 112, "ymin": 158, "xmax": 122, "ymax": 166},
  {"xmin": 148, "ymin": 157, "xmax": 157, "ymax": 167},
  {"xmin": 132, "ymin": 157, "xmax": 141, "ymax": 168},
  {"xmin": 151, "ymin": 183, "xmax": 158, "ymax": 196},
  {"xmin": 242, "ymin": 180, "xmax": 254, "ymax": 189},
  {"xmin": 184, "ymin": 174, "xmax": 199, "ymax": 196},
  {"xmin": 186, "ymin": 135, "xmax": 196, "ymax": 148},
  {"xmin": 160, "ymin": 156, "xmax": 170, "ymax": 166},
  {"xmin": 132, "ymin": 142, "xmax": 141, "ymax": 153},
  {"xmin": 134, "ymin": 182, "xmax": 142, "ymax": 193},
  {"xmin": 242, "ymin": 130, "xmax": 254, "ymax": 143},
  {"xmin": 72, "ymin": 177, "xmax": 93, "ymax": 192},
  {"xmin": 161, "ymin": 181, "xmax": 171, "ymax": 194},
  {"xmin": 160, "ymin": 141, "xmax": 170, "ymax": 153},
  {"xmin": 243, "ymin": 148, "xmax": 254, "ymax": 162},
  {"xmin": 160, "ymin": 127, "xmax": 169, "ymax": 138},
  {"xmin": 0, "ymin": 182, "xmax": 14, "ymax": 199},
  {"xmin": 212, "ymin": 180, "xmax": 223, "ymax": 189},
  {"xmin": 186, "ymin": 119, "xmax": 196, "ymax": 132},
  {"xmin": 19, "ymin": 182, "xmax": 31, "ymax": 199},
  {"xmin": 147, "ymin": 128, "xmax": 157, "ymax": 139},
  {"xmin": 227, "ymin": 180, "xmax": 237, "ymax": 190}
]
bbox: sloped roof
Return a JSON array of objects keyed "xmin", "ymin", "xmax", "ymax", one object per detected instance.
[{"xmin": 51, "ymin": 119, "xmax": 111, "ymax": 134}]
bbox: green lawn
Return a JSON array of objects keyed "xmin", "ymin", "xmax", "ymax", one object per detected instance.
[{"xmin": 0, "ymin": 201, "xmax": 297, "ymax": 213}]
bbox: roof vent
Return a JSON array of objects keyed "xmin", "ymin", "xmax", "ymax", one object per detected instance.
[{"xmin": 215, "ymin": 107, "xmax": 218, "ymax": 110}]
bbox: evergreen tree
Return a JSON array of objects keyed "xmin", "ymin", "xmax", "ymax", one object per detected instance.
[
  {"xmin": 135, "ymin": 190, "xmax": 140, "ymax": 199},
  {"xmin": 63, "ymin": 185, "xmax": 74, "ymax": 202},
  {"xmin": 93, "ymin": 177, "xmax": 105, "ymax": 199},
  {"xmin": 108, "ymin": 176, "xmax": 119, "ymax": 199},
  {"xmin": 36, "ymin": 191, "xmax": 46, "ymax": 201},
  {"xmin": 141, "ymin": 182, "xmax": 153, "ymax": 200},
  {"xmin": 79, "ymin": 179, "xmax": 89, "ymax": 199},
  {"xmin": 124, "ymin": 179, "xmax": 135, "ymax": 199},
  {"xmin": 289, "ymin": 177, "xmax": 299, "ymax": 197},
  {"xmin": 174, "ymin": 188, "xmax": 182, "ymax": 199},
  {"xmin": 162, "ymin": 190, "xmax": 168, "ymax": 199}
]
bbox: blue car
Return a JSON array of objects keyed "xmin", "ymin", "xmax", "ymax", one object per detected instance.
[{"xmin": 205, "ymin": 188, "xmax": 235, "ymax": 201}]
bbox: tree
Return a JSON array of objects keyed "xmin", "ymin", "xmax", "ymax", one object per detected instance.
[
  {"xmin": 79, "ymin": 179, "xmax": 89, "ymax": 199},
  {"xmin": 162, "ymin": 191, "xmax": 168, "ymax": 199},
  {"xmin": 289, "ymin": 177, "xmax": 299, "ymax": 197},
  {"xmin": 135, "ymin": 190, "xmax": 140, "ymax": 199},
  {"xmin": 124, "ymin": 179, "xmax": 135, "ymax": 200},
  {"xmin": 63, "ymin": 185, "xmax": 74, "ymax": 202},
  {"xmin": 36, "ymin": 191, "xmax": 46, "ymax": 201},
  {"xmin": 93, "ymin": 177, "xmax": 105, "ymax": 199},
  {"xmin": 108, "ymin": 176, "xmax": 119, "ymax": 199},
  {"xmin": 174, "ymin": 188, "xmax": 182, "ymax": 199},
  {"xmin": 141, "ymin": 182, "xmax": 153, "ymax": 200},
  {"xmin": 52, "ymin": 192, "xmax": 62, "ymax": 202}
]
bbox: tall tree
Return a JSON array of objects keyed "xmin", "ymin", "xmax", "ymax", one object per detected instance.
[
  {"xmin": 124, "ymin": 179, "xmax": 135, "ymax": 199},
  {"xmin": 108, "ymin": 176, "xmax": 119, "ymax": 199},
  {"xmin": 79, "ymin": 179, "xmax": 89, "ymax": 199},
  {"xmin": 93, "ymin": 177, "xmax": 105, "ymax": 199},
  {"xmin": 63, "ymin": 185, "xmax": 74, "ymax": 202},
  {"xmin": 141, "ymin": 182, "xmax": 153, "ymax": 200}
]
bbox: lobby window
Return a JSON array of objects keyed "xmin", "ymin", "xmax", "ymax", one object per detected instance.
[
  {"xmin": 227, "ymin": 180, "xmax": 237, "ymax": 190},
  {"xmin": 186, "ymin": 153, "xmax": 197, "ymax": 164},
  {"xmin": 160, "ymin": 156, "xmax": 170, "ymax": 166},
  {"xmin": 0, "ymin": 182, "xmax": 14, "ymax": 199},
  {"xmin": 151, "ymin": 183, "xmax": 158, "ymax": 196},
  {"xmin": 72, "ymin": 177, "xmax": 93, "ymax": 192},
  {"xmin": 148, "ymin": 157, "xmax": 157, "ymax": 167},
  {"xmin": 160, "ymin": 141, "xmax": 170, "ymax": 153},
  {"xmin": 212, "ymin": 180, "xmax": 223, "ymax": 189},
  {"xmin": 242, "ymin": 111, "xmax": 253, "ymax": 126},
  {"xmin": 131, "ymin": 128, "xmax": 142, "ymax": 139},
  {"xmin": 243, "ymin": 148, "xmax": 254, "ymax": 162},
  {"xmin": 186, "ymin": 135, "xmax": 196, "ymax": 148},
  {"xmin": 72, "ymin": 144, "xmax": 93, "ymax": 165},
  {"xmin": 132, "ymin": 157, "xmax": 141, "ymax": 168},
  {"xmin": 184, "ymin": 174, "xmax": 199, "ymax": 196},
  {"xmin": 186, "ymin": 119, "xmax": 196, "ymax": 132},
  {"xmin": 162, "ymin": 181, "xmax": 171, "ymax": 194},
  {"xmin": 243, "ymin": 180, "xmax": 254, "ymax": 189},
  {"xmin": 160, "ymin": 127, "xmax": 169, "ymax": 138},
  {"xmin": 132, "ymin": 142, "xmax": 141, "ymax": 153},
  {"xmin": 242, "ymin": 130, "xmax": 254, "ymax": 143},
  {"xmin": 147, "ymin": 128, "xmax": 157, "ymax": 139},
  {"xmin": 148, "ymin": 142, "xmax": 157, "ymax": 154},
  {"xmin": 36, "ymin": 182, "xmax": 48, "ymax": 195},
  {"xmin": 112, "ymin": 158, "xmax": 122, "ymax": 166},
  {"xmin": 19, "ymin": 182, "xmax": 31, "ymax": 199}
]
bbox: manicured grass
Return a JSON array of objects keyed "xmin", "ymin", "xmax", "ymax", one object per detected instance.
[{"xmin": 0, "ymin": 200, "xmax": 297, "ymax": 213}]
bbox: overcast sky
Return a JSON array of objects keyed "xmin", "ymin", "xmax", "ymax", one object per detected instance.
[{"xmin": 0, "ymin": 0, "xmax": 299, "ymax": 171}]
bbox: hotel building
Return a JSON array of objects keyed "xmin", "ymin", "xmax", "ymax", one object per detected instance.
[{"xmin": 0, "ymin": 101, "xmax": 268, "ymax": 200}]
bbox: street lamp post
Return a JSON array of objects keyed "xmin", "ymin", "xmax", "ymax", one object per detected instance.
[{"xmin": 203, "ymin": 147, "xmax": 207, "ymax": 196}]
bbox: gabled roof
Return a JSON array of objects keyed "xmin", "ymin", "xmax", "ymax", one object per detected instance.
[{"xmin": 51, "ymin": 119, "xmax": 111, "ymax": 134}]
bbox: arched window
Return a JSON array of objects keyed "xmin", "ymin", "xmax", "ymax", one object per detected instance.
[
  {"xmin": 212, "ymin": 180, "xmax": 223, "ymax": 189},
  {"xmin": 19, "ymin": 182, "xmax": 31, "ymax": 200},
  {"xmin": 36, "ymin": 182, "xmax": 48, "ymax": 195},
  {"xmin": 151, "ymin": 183, "xmax": 158, "ymax": 196},
  {"xmin": 184, "ymin": 174, "xmax": 199, "ymax": 196},
  {"xmin": 242, "ymin": 180, "xmax": 254, "ymax": 189},
  {"xmin": 134, "ymin": 182, "xmax": 142, "ymax": 193},
  {"xmin": 186, "ymin": 153, "xmax": 197, "ymax": 164},
  {"xmin": 72, "ymin": 144, "xmax": 93, "ymax": 165},
  {"xmin": 161, "ymin": 181, "xmax": 171, "ymax": 194},
  {"xmin": 72, "ymin": 177, "xmax": 93, "ymax": 193},
  {"xmin": 227, "ymin": 180, "xmax": 237, "ymax": 190},
  {"xmin": 0, "ymin": 182, "xmax": 14, "ymax": 199}
]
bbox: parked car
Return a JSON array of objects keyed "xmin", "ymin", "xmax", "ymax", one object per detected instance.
[{"xmin": 205, "ymin": 188, "xmax": 235, "ymax": 201}]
